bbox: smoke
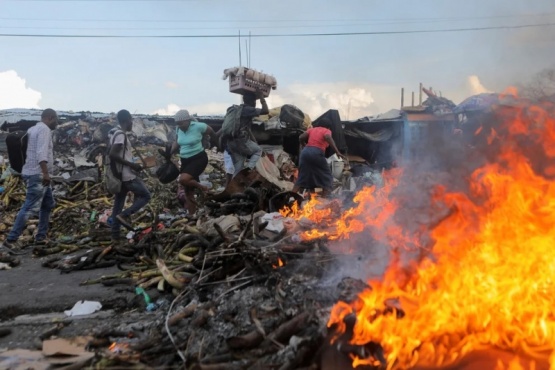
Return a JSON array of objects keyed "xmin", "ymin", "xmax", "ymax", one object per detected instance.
[
  {"xmin": 0, "ymin": 70, "xmax": 41, "ymax": 109},
  {"xmin": 467, "ymin": 75, "xmax": 492, "ymax": 94}
]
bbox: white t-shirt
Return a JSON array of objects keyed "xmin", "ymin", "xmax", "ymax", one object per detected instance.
[{"xmin": 112, "ymin": 131, "xmax": 135, "ymax": 182}]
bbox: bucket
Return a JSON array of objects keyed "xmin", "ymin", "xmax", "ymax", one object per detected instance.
[{"xmin": 328, "ymin": 155, "xmax": 344, "ymax": 180}]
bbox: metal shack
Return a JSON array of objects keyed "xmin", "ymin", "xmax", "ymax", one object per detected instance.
[{"xmin": 400, "ymin": 88, "xmax": 457, "ymax": 167}]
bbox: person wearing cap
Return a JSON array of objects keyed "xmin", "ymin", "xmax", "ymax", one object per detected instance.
[
  {"xmin": 110, "ymin": 109, "xmax": 152, "ymax": 239},
  {"xmin": 225, "ymin": 91, "xmax": 268, "ymax": 176},
  {"xmin": 169, "ymin": 109, "xmax": 216, "ymax": 215}
]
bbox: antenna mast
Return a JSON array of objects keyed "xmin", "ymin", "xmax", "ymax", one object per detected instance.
[{"xmin": 238, "ymin": 30, "xmax": 242, "ymax": 67}]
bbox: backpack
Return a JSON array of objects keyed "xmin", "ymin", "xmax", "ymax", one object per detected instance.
[
  {"xmin": 5, "ymin": 131, "xmax": 29, "ymax": 174},
  {"xmin": 103, "ymin": 130, "xmax": 127, "ymax": 195},
  {"xmin": 220, "ymin": 105, "xmax": 243, "ymax": 141}
]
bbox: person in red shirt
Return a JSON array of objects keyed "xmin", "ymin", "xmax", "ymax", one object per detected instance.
[{"xmin": 292, "ymin": 119, "xmax": 347, "ymax": 196}]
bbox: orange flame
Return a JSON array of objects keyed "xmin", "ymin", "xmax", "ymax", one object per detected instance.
[
  {"xmin": 272, "ymin": 258, "xmax": 285, "ymax": 269},
  {"xmin": 283, "ymin": 169, "xmax": 408, "ymax": 245},
  {"xmin": 324, "ymin": 94, "xmax": 555, "ymax": 369}
]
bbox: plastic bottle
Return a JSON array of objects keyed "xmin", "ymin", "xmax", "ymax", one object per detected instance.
[
  {"xmin": 135, "ymin": 287, "xmax": 158, "ymax": 311},
  {"xmin": 135, "ymin": 287, "xmax": 152, "ymax": 305}
]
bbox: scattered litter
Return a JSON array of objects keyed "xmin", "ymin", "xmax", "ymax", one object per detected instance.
[{"xmin": 64, "ymin": 300, "xmax": 102, "ymax": 317}]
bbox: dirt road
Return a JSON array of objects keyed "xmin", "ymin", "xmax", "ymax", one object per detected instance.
[{"xmin": 0, "ymin": 251, "xmax": 135, "ymax": 349}]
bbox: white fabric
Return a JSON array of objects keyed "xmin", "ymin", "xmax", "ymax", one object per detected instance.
[
  {"xmin": 112, "ymin": 131, "xmax": 136, "ymax": 181},
  {"xmin": 22, "ymin": 121, "xmax": 53, "ymax": 176},
  {"xmin": 223, "ymin": 150, "xmax": 234, "ymax": 175}
]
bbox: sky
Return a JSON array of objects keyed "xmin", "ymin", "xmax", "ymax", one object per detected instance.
[{"xmin": 0, "ymin": 0, "xmax": 554, "ymax": 120}]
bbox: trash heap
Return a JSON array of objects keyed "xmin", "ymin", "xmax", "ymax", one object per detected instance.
[
  {"xmin": 0, "ymin": 108, "xmax": 376, "ymax": 369},
  {"xmin": 1, "ymin": 149, "xmax": 367, "ymax": 369}
]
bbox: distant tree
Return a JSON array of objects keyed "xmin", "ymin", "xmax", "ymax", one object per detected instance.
[{"xmin": 519, "ymin": 67, "xmax": 555, "ymax": 101}]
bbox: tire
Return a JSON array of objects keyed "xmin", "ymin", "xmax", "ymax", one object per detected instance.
[{"xmin": 279, "ymin": 105, "xmax": 304, "ymax": 128}]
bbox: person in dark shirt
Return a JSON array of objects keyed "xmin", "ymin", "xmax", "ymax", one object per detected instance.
[{"xmin": 226, "ymin": 91, "xmax": 269, "ymax": 176}]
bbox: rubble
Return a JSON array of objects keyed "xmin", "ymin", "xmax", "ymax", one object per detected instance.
[
  {"xmin": 0, "ymin": 105, "xmax": 395, "ymax": 369},
  {"xmin": 0, "ymin": 107, "xmax": 361, "ymax": 369}
]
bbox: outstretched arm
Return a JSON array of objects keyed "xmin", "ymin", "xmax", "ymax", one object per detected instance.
[
  {"xmin": 204, "ymin": 126, "xmax": 218, "ymax": 147},
  {"xmin": 324, "ymin": 134, "xmax": 347, "ymax": 160},
  {"xmin": 298, "ymin": 132, "xmax": 309, "ymax": 146}
]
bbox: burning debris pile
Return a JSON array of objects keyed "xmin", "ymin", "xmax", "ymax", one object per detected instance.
[
  {"xmin": 3, "ymin": 89, "xmax": 554, "ymax": 369},
  {"xmin": 302, "ymin": 92, "xmax": 555, "ymax": 370}
]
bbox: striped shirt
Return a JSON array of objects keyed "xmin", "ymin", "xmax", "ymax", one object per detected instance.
[{"xmin": 22, "ymin": 121, "xmax": 54, "ymax": 176}]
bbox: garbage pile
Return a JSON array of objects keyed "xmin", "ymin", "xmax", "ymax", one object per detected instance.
[
  {"xmin": 0, "ymin": 108, "xmax": 379, "ymax": 369},
  {"xmin": 0, "ymin": 142, "xmax": 368, "ymax": 369}
]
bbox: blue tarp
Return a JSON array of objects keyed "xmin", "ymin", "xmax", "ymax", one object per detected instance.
[{"xmin": 454, "ymin": 93, "xmax": 501, "ymax": 114}]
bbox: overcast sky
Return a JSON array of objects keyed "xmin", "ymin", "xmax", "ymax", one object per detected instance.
[{"xmin": 0, "ymin": 0, "xmax": 554, "ymax": 120}]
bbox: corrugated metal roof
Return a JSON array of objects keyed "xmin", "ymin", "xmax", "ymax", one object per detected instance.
[{"xmin": 406, "ymin": 113, "xmax": 455, "ymax": 122}]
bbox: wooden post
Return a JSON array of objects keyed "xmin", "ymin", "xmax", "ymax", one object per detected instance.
[
  {"xmin": 419, "ymin": 83, "xmax": 423, "ymax": 105},
  {"xmin": 401, "ymin": 88, "xmax": 405, "ymax": 108}
]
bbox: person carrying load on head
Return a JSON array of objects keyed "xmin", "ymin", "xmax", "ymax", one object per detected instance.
[
  {"xmin": 168, "ymin": 109, "xmax": 216, "ymax": 216},
  {"xmin": 224, "ymin": 90, "xmax": 269, "ymax": 177},
  {"xmin": 292, "ymin": 118, "xmax": 347, "ymax": 197}
]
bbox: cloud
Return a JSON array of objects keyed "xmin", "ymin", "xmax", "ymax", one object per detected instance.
[
  {"xmin": 165, "ymin": 81, "xmax": 179, "ymax": 89},
  {"xmin": 269, "ymin": 82, "xmax": 380, "ymax": 120},
  {"xmin": 153, "ymin": 83, "xmax": 398, "ymax": 119},
  {"xmin": 467, "ymin": 75, "xmax": 492, "ymax": 95},
  {"xmin": 152, "ymin": 103, "xmax": 181, "ymax": 116},
  {"xmin": 0, "ymin": 70, "xmax": 41, "ymax": 109},
  {"xmin": 152, "ymin": 102, "xmax": 230, "ymax": 116}
]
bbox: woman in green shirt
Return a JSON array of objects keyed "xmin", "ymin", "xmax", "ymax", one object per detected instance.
[{"xmin": 170, "ymin": 109, "xmax": 216, "ymax": 215}]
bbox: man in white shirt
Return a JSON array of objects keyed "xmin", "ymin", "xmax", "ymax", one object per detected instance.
[
  {"xmin": 109, "ymin": 109, "xmax": 151, "ymax": 242},
  {"xmin": 3, "ymin": 109, "xmax": 58, "ymax": 251}
]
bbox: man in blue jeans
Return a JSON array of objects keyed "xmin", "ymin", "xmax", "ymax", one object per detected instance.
[
  {"xmin": 109, "ymin": 109, "xmax": 151, "ymax": 243},
  {"xmin": 3, "ymin": 109, "xmax": 58, "ymax": 252}
]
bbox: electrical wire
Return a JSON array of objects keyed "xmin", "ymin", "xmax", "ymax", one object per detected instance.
[
  {"xmin": 0, "ymin": 12, "xmax": 553, "ymax": 24},
  {"xmin": 0, "ymin": 22, "xmax": 554, "ymax": 38},
  {"xmin": 1, "ymin": 16, "xmax": 552, "ymax": 31}
]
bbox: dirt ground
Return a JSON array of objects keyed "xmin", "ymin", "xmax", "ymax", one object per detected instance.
[{"xmin": 0, "ymin": 250, "xmax": 137, "ymax": 350}]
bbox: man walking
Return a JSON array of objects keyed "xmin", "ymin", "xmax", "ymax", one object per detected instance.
[
  {"xmin": 226, "ymin": 91, "xmax": 269, "ymax": 176},
  {"xmin": 3, "ymin": 109, "xmax": 58, "ymax": 251},
  {"xmin": 110, "ymin": 109, "xmax": 151, "ymax": 242}
]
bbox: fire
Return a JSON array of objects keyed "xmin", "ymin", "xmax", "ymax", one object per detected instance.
[
  {"xmin": 272, "ymin": 257, "xmax": 285, "ymax": 269},
  {"xmin": 282, "ymin": 168, "xmax": 407, "ymax": 244},
  {"xmin": 108, "ymin": 341, "xmax": 129, "ymax": 354},
  {"xmin": 280, "ymin": 194, "xmax": 333, "ymax": 224},
  {"xmin": 324, "ymin": 94, "xmax": 555, "ymax": 369}
]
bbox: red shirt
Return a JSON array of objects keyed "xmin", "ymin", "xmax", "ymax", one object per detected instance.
[{"xmin": 306, "ymin": 127, "xmax": 331, "ymax": 152}]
